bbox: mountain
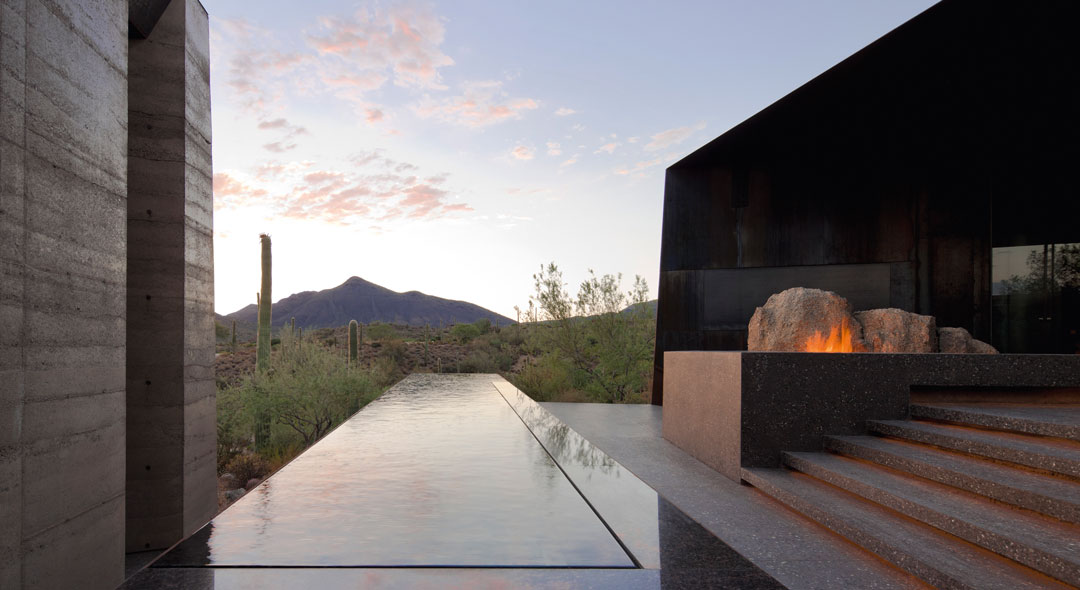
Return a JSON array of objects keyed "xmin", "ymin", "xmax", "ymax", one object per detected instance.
[{"xmin": 224, "ymin": 276, "xmax": 514, "ymax": 329}]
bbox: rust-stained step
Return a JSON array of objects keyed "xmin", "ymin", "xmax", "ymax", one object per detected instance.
[
  {"xmin": 824, "ymin": 435, "xmax": 1080, "ymax": 523},
  {"xmin": 783, "ymin": 451, "xmax": 1080, "ymax": 587},
  {"xmin": 742, "ymin": 467, "xmax": 1073, "ymax": 590}
]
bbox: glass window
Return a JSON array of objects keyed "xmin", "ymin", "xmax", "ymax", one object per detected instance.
[{"xmin": 991, "ymin": 243, "xmax": 1080, "ymax": 353}]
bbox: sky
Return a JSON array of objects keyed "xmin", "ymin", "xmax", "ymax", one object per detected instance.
[{"xmin": 204, "ymin": 0, "xmax": 940, "ymax": 318}]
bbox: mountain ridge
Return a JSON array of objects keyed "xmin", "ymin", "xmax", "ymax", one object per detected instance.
[{"xmin": 224, "ymin": 276, "xmax": 514, "ymax": 329}]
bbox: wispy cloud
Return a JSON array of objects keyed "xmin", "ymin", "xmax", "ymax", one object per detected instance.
[
  {"xmin": 644, "ymin": 121, "xmax": 706, "ymax": 151},
  {"xmin": 554, "ymin": 107, "xmax": 577, "ymax": 116},
  {"xmin": 216, "ymin": 154, "xmax": 471, "ymax": 224},
  {"xmin": 511, "ymin": 145, "xmax": 535, "ymax": 160},
  {"xmin": 213, "ymin": 172, "xmax": 268, "ymax": 210},
  {"xmin": 308, "ymin": 5, "xmax": 454, "ymax": 90},
  {"xmin": 615, "ymin": 151, "xmax": 681, "ymax": 176},
  {"xmin": 258, "ymin": 117, "xmax": 308, "ymax": 153},
  {"xmin": 413, "ymin": 80, "xmax": 538, "ymax": 127},
  {"xmin": 594, "ymin": 142, "xmax": 619, "ymax": 155},
  {"xmin": 546, "ymin": 141, "xmax": 562, "ymax": 156}
]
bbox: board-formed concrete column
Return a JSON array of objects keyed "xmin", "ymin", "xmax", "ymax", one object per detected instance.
[
  {"xmin": 1, "ymin": 1, "xmax": 129, "ymax": 588},
  {"xmin": 126, "ymin": 0, "xmax": 215, "ymax": 552}
]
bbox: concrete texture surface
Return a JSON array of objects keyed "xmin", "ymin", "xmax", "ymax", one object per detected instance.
[
  {"xmin": 1, "ymin": 1, "xmax": 128, "ymax": 588},
  {"xmin": 126, "ymin": 0, "xmax": 214, "ymax": 552}
]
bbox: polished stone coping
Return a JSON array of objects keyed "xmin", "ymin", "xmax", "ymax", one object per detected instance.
[{"xmin": 494, "ymin": 380, "xmax": 662, "ymax": 568}]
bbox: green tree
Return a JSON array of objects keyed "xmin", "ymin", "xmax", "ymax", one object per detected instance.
[{"xmin": 530, "ymin": 263, "xmax": 654, "ymax": 403}]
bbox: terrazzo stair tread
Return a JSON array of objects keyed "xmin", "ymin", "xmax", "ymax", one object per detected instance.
[
  {"xmin": 741, "ymin": 467, "xmax": 1073, "ymax": 590},
  {"xmin": 782, "ymin": 451, "xmax": 1080, "ymax": 586},
  {"xmin": 868, "ymin": 419, "xmax": 1080, "ymax": 479},
  {"xmin": 910, "ymin": 403, "xmax": 1080, "ymax": 442},
  {"xmin": 823, "ymin": 435, "xmax": 1080, "ymax": 523}
]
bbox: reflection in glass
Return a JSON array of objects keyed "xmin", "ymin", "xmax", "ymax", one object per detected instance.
[{"xmin": 992, "ymin": 243, "xmax": 1080, "ymax": 353}]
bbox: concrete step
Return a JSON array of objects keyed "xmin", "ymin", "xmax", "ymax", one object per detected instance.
[
  {"xmin": 742, "ymin": 467, "xmax": 1073, "ymax": 590},
  {"xmin": 868, "ymin": 419, "xmax": 1080, "ymax": 479},
  {"xmin": 910, "ymin": 403, "xmax": 1080, "ymax": 442},
  {"xmin": 824, "ymin": 435, "xmax": 1080, "ymax": 523},
  {"xmin": 782, "ymin": 451, "xmax": 1080, "ymax": 587}
]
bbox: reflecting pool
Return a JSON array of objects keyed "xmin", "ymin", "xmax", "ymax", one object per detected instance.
[{"xmin": 128, "ymin": 374, "xmax": 784, "ymax": 589}]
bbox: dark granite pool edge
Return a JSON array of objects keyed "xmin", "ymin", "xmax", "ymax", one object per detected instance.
[{"xmin": 494, "ymin": 379, "xmax": 787, "ymax": 589}]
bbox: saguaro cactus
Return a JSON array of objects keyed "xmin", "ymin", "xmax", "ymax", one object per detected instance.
[
  {"xmin": 231, "ymin": 320, "xmax": 237, "ymax": 349},
  {"xmin": 348, "ymin": 320, "xmax": 359, "ymax": 366},
  {"xmin": 256, "ymin": 234, "xmax": 272, "ymax": 373}
]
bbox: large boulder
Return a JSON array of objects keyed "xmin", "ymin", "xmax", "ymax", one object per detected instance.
[
  {"xmin": 855, "ymin": 308, "xmax": 938, "ymax": 353},
  {"xmin": 748, "ymin": 287, "xmax": 866, "ymax": 352},
  {"xmin": 938, "ymin": 327, "xmax": 998, "ymax": 354}
]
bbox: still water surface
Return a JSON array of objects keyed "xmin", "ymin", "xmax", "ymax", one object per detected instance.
[{"xmin": 161, "ymin": 374, "xmax": 634, "ymax": 567}]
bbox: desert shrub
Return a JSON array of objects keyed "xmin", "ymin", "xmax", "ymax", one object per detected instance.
[
  {"xmin": 451, "ymin": 322, "xmax": 481, "ymax": 343},
  {"xmin": 459, "ymin": 348, "xmax": 496, "ymax": 373},
  {"xmin": 367, "ymin": 322, "xmax": 397, "ymax": 342},
  {"xmin": 529, "ymin": 263, "xmax": 654, "ymax": 403},
  {"xmin": 510, "ymin": 353, "xmax": 573, "ymax": 402},
  {"xmin": 224, "ymin": 452, "xmax": 270, "ymax": 485},
  {"xmin": 378, "ymin": 339, "xmax": 407, "ymax": 366},
  {"xmin": 473, "ymin": 318, "xmax": 491, "ymax": 334},
  {"xmin": 216, "ymin": 328, "xmax": 395, "ymax": 474},
  {"xmin": 370, "ymin": 355, "xmax": 403, "ymax": 388}
]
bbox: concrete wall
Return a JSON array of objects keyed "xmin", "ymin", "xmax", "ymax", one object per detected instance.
[
  {"xmin": 1, "ymin": 1, "xmax": 129, "ymax": 588},
  {"xmin": 126, "ymin": 0, "xmax": 214, "ymax": 552}
]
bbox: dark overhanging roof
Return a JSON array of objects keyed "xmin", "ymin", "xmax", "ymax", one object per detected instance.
[{"xmin": 670, "ymin": 0, "xmax": 1079, "ymax": 173}]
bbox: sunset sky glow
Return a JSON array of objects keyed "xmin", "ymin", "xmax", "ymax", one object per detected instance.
[{"xmin": 203, "ymin": 0, "xmax": 939, "ymax": 318}]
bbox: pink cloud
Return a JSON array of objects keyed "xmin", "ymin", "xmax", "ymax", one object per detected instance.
[
  {"xmin": 234, "ymin": 159, "xmax": 472, "ymax": 224},
  {"xmin": 510, "ymin": 145, "xmax": 534, "ymax": 161},
  {"xmin": 644, "ymin": 121, "xmax": 706, "ymax": 151},
  {"xmin": 413, "ymin": 80, "xmax": 539, "ymax": 127},
  {"xmin": 615, "ymin": 151, "xmax": 681, "ymax": 176},
  {"xmin": 263, "ymin": 141, "xmax": 297, "ymax": 153},
  {"xmin": 308, "ymin": 5, "xmax": 454, "ymax": 90},
  {"xmin": 213, "ymin": 172, "xmax": 267, "ymax": 210},
  {"xmin": 594, "ymin": 142, "xmax": 619, "ymax": 155},
  {"xmin": 554, "ymin": 107, "xmax": 577, "ymax": 116}
]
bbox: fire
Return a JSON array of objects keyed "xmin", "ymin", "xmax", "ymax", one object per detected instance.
[{"xmin": 805, "ymin": 316, "xmax": 859, "ymax": 353}]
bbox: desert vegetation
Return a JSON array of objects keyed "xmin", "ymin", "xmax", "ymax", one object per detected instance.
[{"xmin": 212, "ymin": 255, "xmax": 656, "ymax": 509}]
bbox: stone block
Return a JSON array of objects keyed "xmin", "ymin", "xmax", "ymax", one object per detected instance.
[
  {"xmin": 939, "ymin": 326, "xmax": 998, "ymax": 354},
  {"xmin": 748, "ymin": 287, "xmax": 866, "ymax": 352},
  {"xmin": 855, "ymin": 308, "xmax": 938, "ymax": 353}
]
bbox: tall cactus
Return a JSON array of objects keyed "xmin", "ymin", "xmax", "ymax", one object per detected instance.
[
  {"xmin": 256, "ymin": 234, "xmax": 272, "ymax": 373},
  {"xmin": 231, "ymin": 319, "xmax": 237, "ymax": 349},
  {"xmin": 348, "ymin": 320, "xmax": 358, "ymax": 366}
]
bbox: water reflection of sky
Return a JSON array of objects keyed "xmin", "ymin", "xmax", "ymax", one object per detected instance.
[{"xmin": 162, "ymin": 374, "xmax": 632, "ymax": 567}]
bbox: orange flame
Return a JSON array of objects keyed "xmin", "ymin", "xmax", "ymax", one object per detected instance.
[{"xmin": 805, "ymin": 316, "xmax": 859, "ymax": 353}]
